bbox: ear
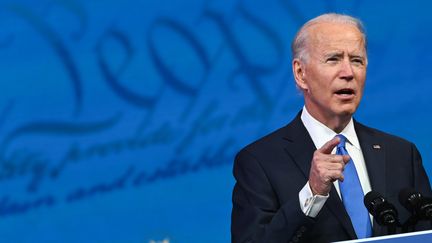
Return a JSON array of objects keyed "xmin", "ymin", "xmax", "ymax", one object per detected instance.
[{"xmin": 292, "ymin": 59, "xmax": 308, "ymax": 91}]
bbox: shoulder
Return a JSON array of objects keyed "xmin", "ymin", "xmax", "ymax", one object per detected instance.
[
  {"xmin": 237, "ymin": 124, "xmax": 291, "ymax": 160},
  {"xmin": 234, "ymin": 113, "xmax": 307, "ymax": 165},
  {"xmin": 354, "ymin": 120, "xmax": 415, "ymax": 148}
]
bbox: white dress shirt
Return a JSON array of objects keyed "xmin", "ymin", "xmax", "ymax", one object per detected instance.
[{"xmin": 298, "ymin": 107, "xmax": 372, "ymax": 218}]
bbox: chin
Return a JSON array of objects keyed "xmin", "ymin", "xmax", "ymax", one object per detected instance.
[
  {"xmin": 336, "ymin": 107, "xmax": 357, "ymax": 117},
  {"xmin": 333, "ymin": 105, "xmax": 358, "ymax": 117},
  {"xmin": 341, "ymin": 100, "xmax": 360, "ymax": 110}
]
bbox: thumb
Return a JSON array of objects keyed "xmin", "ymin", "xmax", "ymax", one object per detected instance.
[{"xmin": 342, "ymin": 155, "xmax": 351, "ymax": 164}]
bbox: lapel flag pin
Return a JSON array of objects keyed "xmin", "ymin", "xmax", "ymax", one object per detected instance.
[{"xmin": 373, "ymin": 144, "xmax": 381, "ymax": 149}]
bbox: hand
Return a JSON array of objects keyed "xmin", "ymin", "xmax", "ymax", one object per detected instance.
[{"xmin": 309, "ymin": 136, "xmax": 351, "ymax": 196}]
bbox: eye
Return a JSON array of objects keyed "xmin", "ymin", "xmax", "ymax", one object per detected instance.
[
  {"xmin": 351, "ymin": 58, "xmax": 364, "ymax": 65},
  {"xmin": 326, "ymin": 57, "xmax": 339, "ymax": 63}
]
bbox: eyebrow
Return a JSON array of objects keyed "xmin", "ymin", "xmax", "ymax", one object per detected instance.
[
  {"xmin": 324, "ymin": 52, "xmax": 344, "ymax": 59},
  {"xmin": 324, "ymin": 52, "xmax": 365, "ymax": 59},
  {"xmin": 349, "ymin": 54, "xmax": 366, "ymax": 59}
]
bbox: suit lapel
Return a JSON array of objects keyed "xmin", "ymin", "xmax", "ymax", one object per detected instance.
[
  {"xmin": 282, "ymin": 113, "xmax": 357, "ymax": 239},
  {"xmin": 354, "ymin": 121, "xmax": 386, "ymax": 195},
  {"xmin": 282, "ymin": 115, "xmax": 315, "ymax": 178},
  {"xmin": 325, "ymin": 186, "xmax": 357, "ymax": 239}
]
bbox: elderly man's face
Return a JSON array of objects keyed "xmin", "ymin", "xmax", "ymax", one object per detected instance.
[{"xmin": 294, "ymin": 22, "xmax": 367, "ymax": 126}]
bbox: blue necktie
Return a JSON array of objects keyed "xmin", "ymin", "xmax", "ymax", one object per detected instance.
[{"xmin": 336, "ymin": 134, "xmax": 372, "ymax": 238}]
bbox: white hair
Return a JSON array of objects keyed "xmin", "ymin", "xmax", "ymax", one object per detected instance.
[{"xmin": 291, "ymin": 13, "xmax": 367, "ymax": 62}]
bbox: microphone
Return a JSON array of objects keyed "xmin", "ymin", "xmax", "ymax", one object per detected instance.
[
  {"xmin": 399, "ymin": 188, "xmax": 432, "ymax": 220},
  {"xmin": 364, "ymin": 191, "xmax": 399, "ymax": 230}
]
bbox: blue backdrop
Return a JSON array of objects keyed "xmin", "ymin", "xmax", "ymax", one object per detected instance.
[{"xmin": 0, "ymin": 0, "xmax": 431, "ymax": 242}]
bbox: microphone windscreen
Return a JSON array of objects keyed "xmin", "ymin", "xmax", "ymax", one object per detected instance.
[
  {"xmin": 364, "ymin": 191, "xmax": 399, "ymax": 226},
  {"xmin": 364, "ymin": 190, "xmax": 382, "ymax": 211},
  {"xmin": 398, "ymin": 188, "xmax": 417, "ymax": 209}
]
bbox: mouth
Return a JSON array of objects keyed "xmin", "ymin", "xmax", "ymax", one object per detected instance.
[{"xmin": 334, "ymin": 88, "xmax": 356, "ymax": 98}]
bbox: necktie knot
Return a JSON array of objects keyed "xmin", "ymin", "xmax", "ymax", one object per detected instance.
[{"xmin": 336, "ymin": 134, "xmax": 347, "ymax": 148}]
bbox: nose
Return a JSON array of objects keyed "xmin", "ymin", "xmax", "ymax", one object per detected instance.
[{"xmin": 339, "ymin": 59, "xmax": 354, "ymax": 81}]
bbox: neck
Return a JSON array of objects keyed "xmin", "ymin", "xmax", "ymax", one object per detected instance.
[
  {"xmin": 331, "ymin": 118, "xmax": 350, "ymax": 133},
  {"xmin": 305, "ymin": 106, "xmax": 352, "ymax": 133}
]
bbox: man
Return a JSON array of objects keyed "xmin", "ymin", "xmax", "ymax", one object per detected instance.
[{"xmin": 231, "ymin": 13, "xmax": 432, "ymax": 242}]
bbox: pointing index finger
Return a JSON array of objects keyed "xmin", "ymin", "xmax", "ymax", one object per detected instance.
[{"xmin": 318, "ymin": 136, "xmax": 340, "ymax": 154}]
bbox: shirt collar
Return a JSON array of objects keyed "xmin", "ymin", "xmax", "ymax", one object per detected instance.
[{"xmin": 300, "ymin": 106, "xmax": 361, "ymax": 150}]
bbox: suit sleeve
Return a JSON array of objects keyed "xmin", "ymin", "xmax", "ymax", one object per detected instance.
[{"xmin": 231, "ymin": 149, "xmax": 315, "ymax": 243}]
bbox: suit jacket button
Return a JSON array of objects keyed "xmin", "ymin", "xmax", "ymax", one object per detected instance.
[
  {"xmin": 300, "ymin": 226, "xmax": 307, "ymax": 232},
  {"xmin": 292, "ymin": 236, "xmax": 299, "ymax": 243}
]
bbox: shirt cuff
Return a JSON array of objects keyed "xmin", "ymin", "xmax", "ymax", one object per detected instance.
[{"xmin": 298, "ymin": 181, "xmax": 329, "ymax": 218}]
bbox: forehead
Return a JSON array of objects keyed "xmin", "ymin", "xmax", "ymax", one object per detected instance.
[{"xmin": 307, "ymin": 22, "xmax": 366, "ymax": 54}]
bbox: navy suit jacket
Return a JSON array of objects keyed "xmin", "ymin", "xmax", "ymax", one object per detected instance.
[{"xmin": 231, "ymin": 113, "xmax": 432, "ymax": 243}]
